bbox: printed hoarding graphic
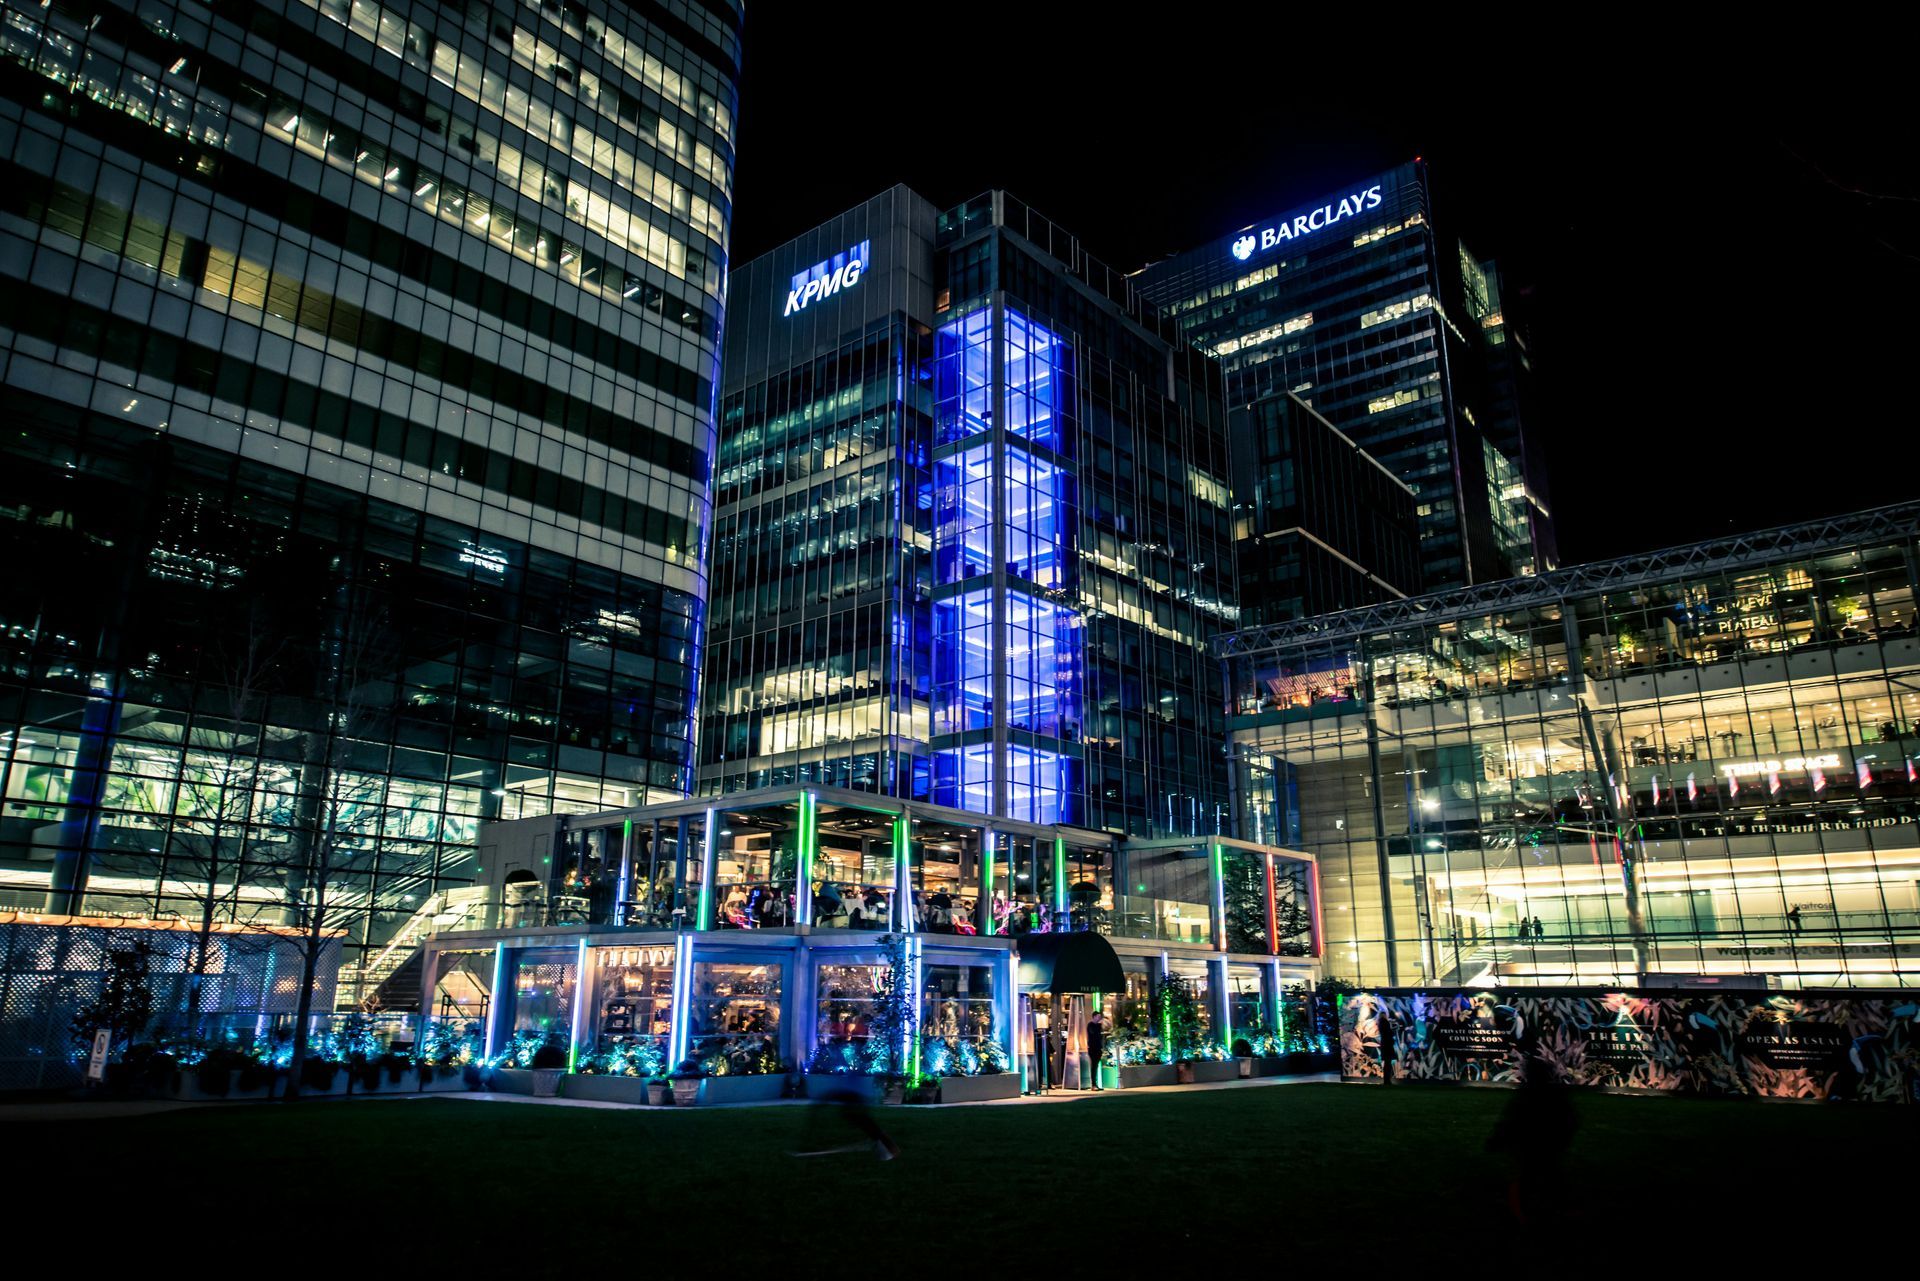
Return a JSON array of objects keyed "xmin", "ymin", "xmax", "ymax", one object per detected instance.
[{"xmin": 1341, "ymin": 989, "xmax": 1919, "ymax": 1102}]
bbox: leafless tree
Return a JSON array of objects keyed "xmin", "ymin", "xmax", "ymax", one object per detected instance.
[
  {"xmin": 280, "ymin": 584, "xmax": 401, "ymax": 1098},
  {"xmin": 160, "ymin": 607, "xmax": 286, "ymax": 1038}
]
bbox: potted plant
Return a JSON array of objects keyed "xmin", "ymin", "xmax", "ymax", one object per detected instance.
[
  {"xmin": 1233, "ymin": 1037, "xmax": 1255, "ymax": 1078},
  {"xmin": 530, "ymin": 1037, "xmax": 569, "ymax": 1097},
  {"xmin": 646, "ymin": 1077, "xmax": 671, "ymax": 1106},
  {"xmin": 670, "ymin": 1059, "xmax": 704, "ymax": 1106}
]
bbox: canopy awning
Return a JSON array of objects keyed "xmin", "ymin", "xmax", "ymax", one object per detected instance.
[{"xmin": 1015, "ymin": 932, "xmax": 1127, "ymax": 993}]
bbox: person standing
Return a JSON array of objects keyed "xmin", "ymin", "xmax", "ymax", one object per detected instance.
[
  {"xmin": 1087, "ymin": 1009, "xmax": 1109, "ymax": 1090},
  {"xmin": 1376, "ymin": 1006, "xmax": 1399, "ymax": 1085}
]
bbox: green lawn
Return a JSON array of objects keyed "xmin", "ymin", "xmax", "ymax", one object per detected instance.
[{"xmin": 15, "ymin": 1084, "xmax": 1913, "ymax": 1268}]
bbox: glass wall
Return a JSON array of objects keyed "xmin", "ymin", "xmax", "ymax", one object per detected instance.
[
  {"xmin": 1226, "ymin": 519, "xmax": 1920, "ymax": 987},
  {"xmin": 921, "ymin": 959, "xmax": 1001, "ymax": 1075},
  {"xmin": 587, "ymin": 944, "xmax": 676, "ymax": 1072},
  {"xmin": 811, "ymin": 956, "xmax": 887, "ymax": 1073},
  {"xmin": 1118, "ymin": 847, "xmax": 1215, "ymax": 944},
  {"xmin": 509, "ymin": 949, "xmax": 576, "ymax": 1040},
  {"xmin": 685, "ymin": 959, "xmax": 781, "ymax": 1074}
]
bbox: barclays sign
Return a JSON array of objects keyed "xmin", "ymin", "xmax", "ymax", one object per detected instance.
[
  {"xmin": 1230, "ymin": 184, "xmax": 1385, "ymax": 261},
  {"xmin": 784, "ymin": 240, "xmax": 870, "ymax": 316}
]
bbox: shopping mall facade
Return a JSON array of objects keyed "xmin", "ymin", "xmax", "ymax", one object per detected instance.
[{"xmin": 1220, "ymin": 502, "xmax": 1920, "ymax": 989}]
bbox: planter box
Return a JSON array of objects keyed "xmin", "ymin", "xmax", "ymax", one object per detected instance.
[
  {"xmin": 563, "ymin": 1074, "xmax": 655, "ymax": 1105},
  {"xmin": 491, "ymin": 1068, "xmax": 534, "ymax": 1095},
  {"xmin": 1119, "ymin": 1063, "xmax": 1177, "ymax": 1088},
  {"xmin": 695, "ymin": 1074, "xmax": 788, "ymax": 1107},
  {"xmin": 1262, "ymin": 1052, "xmax": 1338, "ymax": 1076},
  {"xmin": 166, "ymin": 1070, "xmax": 277, "ymax": 1102},
  {"xmin": 532, "ymin": 1068, "xmax": 566, "ymax": 1098},
  {"xmin": 1098, "ymin": 1064, "xmax": 1121, "ymax": 1090},
  {"xmin": 802, "ymin": 1073, "xmax": 886, "ymax": 1102},
  {"xmin": 417, "ymin": 1068, "xmax": 471, "ymax": 1093},
  {"xmin": 1182, "ymin": 1060, "xmax": 1239, "ymax": 1084},
  {"xmin": 287, "ymin": 1072, "xmax": 350, "ymax": 1098},
  {"xmin": 935, "ymin": 1073, "xmax": 1021, "ymax": 1104}
]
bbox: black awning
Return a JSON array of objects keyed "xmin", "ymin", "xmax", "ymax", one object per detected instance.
[{"xmin": 1015, "ymin": 932, "xmax": 1127, "ymax": 993}]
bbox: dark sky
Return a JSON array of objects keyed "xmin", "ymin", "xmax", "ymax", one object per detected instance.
[{"xmin": 727, "ymin": 11, "xmax": 1917, "ymax": 565}]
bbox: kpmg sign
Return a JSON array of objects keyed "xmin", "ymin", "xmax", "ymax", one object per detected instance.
[
  {"xmin": 784, "ymin": 240, "xmax": 870, "ymax": 316},
  {"xmin": 1229, "ymin": 183, "xmax": 1385, "ymax": 261}
]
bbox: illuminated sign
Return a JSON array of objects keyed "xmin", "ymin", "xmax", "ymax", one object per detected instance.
[
  {"xmin": 784, "ymin": 240, "xmax": 869, "ymax": 316},
  {"xmin": 1721, "ymin": 753, "xmax": 1841, "ymax": 778},
  {"xmin": 1232, "ymin": 184, "xmax": 1384, "ymax": 260},
  {"xmin": 459, "ymin": 541, "xmax": 508, "ymax": 574}
]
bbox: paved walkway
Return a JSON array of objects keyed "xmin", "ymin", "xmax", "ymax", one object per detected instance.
[
  {"xmin": 435, "ymin": 1071, "xmax": 1339, "ymax": 1111},
  {"xmin": 0, "ymin": 1072, "xmax": 1340, "ymax": 1119}
]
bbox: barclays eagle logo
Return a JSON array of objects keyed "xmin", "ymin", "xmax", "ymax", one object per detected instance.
[{"xmin": 1230, "ymin": 234, "xmax": 1257, "ymax": 261}]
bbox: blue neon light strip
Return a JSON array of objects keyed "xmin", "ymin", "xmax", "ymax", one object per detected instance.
[
  {"xmin": 484, "ymin": 941, "xmax": 506, "ymax": 1062},
  {"xmin": 568, "ymin": 937, "xmax": 588, "ymax": 1071}
]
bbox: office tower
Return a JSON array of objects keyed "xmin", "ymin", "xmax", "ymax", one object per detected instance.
[
  {"xmin": 0, "ymin": 0, "xmax": 742, "ymax": 1008},
  {"xmin": 1135, "ymin": 160, "xmax": 1555, "ymax": 589},
  {"xmin": 703, "ymin": 187, "xmax": 1238, "ymax": 838},
  {"xmin": 1232, "ymin": 390, "xmax": 1421, "ymax": 628}
]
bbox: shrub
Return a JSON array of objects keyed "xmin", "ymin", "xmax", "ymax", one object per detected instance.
[{"xmin": 529, "ymin": 1037, "xmax": 569, "ymax": 1071}]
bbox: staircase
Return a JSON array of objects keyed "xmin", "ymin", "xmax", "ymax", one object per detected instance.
[
  {"xmin": 350, "ymin": 886, "xmax": 490, "ymax": 1011},
  {"xmin": 365, "ymin": 950, "xmax": 426, "ymax": 1014},
  {"xmin": 1437, "ymin": 944, "xmax": 1513, "ymax": 986}
]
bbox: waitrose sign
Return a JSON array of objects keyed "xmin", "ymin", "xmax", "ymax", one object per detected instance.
[{"xmin": 1230, "ymin": 183, "xmax": 1385, "ymax": 261}]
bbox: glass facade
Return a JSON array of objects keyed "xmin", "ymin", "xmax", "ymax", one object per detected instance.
[
  {"xmin": 436, "ymin": 787, "xmax": 1323, "ymax": 1078},
  {"xmin": 1232, "ymin": 391, "xmax": 1421, "ymax": 626},
  {"xmin": 0, "ymin": 0, "xmax": 742, "ymax": 1009},
  {"xmin": 1222, "ymin": 503, "xmax": 1920, "ymax": 988},
  {"xmin": 702, "ymin": 188, "xmax": 1235, "ymax": 840},
  {"xmin": 1134, "ymin": 161, "xmax": 1554, "ymax": 591}
]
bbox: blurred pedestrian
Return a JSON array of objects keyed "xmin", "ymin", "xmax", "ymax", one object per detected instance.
[
  {"xmin": 790, "ymin": 1085, "xmax": 900, "ymax": 1161},
  {"xmin": 1486, "ymin": 1051, "xmax": 1577, "ymax": 1226}
]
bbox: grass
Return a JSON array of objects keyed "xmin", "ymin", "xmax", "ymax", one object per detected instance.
[{"xmin": 13, "ymin": 1082, "xmax": 1913, "ymax": 1269}]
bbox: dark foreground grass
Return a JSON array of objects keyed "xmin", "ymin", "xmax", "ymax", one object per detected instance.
[{"xmin": 12, "ymin": 1084, "xmax": 1913, "ymax": 1271}]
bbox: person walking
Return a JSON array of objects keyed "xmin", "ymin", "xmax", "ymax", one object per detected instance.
[
  {"xmin": 1486, "ymin": 1051, "xmax": 1577, "ymax": 1225},
  {"xmin": 1787, "ymin": 906, "xmax": 1804, "ymax": 934}
]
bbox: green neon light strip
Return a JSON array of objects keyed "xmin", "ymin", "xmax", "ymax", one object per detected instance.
[
  {"xmin": 697, "ymin": 808, "xmax": 715, "ymax": 932},
  {"xmin": 982, "ymin": 830, "xmax": 996, "ymax": 936},
  {"xmin": 894, "ymin": 815, "xmax": 911, "ymax": 932},
  {"xmin": 1053, "ymin": 836, "xmax": 1067, "ymax": 918},
  {"xmin": 797, "ymin": 792, "xmax": 817, "ymax": 923}
]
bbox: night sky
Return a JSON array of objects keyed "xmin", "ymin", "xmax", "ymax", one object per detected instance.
[{"xmin": 727, "ymin": 11, "xmax": 1916, "ymax": 566}]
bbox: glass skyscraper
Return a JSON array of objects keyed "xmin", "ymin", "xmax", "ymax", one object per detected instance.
[
  {"xmin": 1134, "ymin": 161, "xmax": 1554, "ymax": 591},
  {"xmin": 1221, "ymin": 502, "xmax": 1920, "ymax": 989},
  {"xmin": 1231, "ymin": 390, "xmax": 1420, "ymax": 629},
  {"xmin": 703, "ymin": 187, "xmax": 1238, "ymax": 838},
  {"xmin": 0, "ymin": 0, "xmax": 741, "ymax": 1009}
]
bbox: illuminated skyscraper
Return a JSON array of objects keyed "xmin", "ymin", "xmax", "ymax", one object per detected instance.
[
  {"xmin": 703, "ymin": 188, "xmax": 1237, "ymax": 838},
  {"xmin": 1135, "ymin": 161, "xmax": 1555, "ymax": 590},
  {"xmin": 0, "ymin": 0, "xmax": 741, "ymax": 1010}
]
